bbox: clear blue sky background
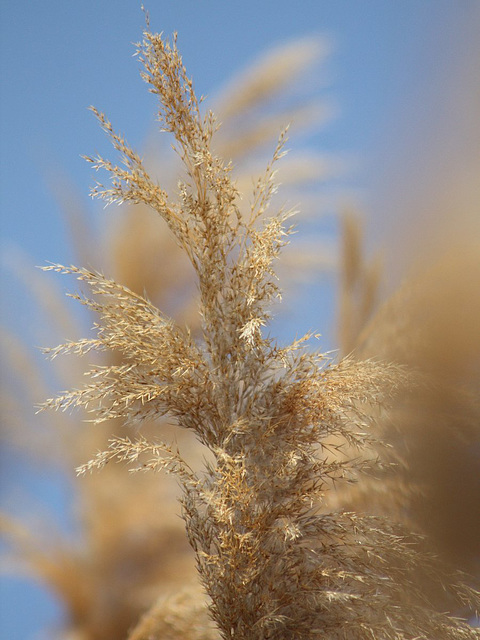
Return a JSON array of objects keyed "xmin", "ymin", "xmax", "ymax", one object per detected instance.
[
  {"xmin": 1, "ymin": 0, "xmax": 476, "ymax": 333},
  {"xmin": 0, "ymin": 1, "xmax": 478, "ymax": 638}
]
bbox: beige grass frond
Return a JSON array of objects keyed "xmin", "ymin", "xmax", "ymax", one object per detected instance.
[{"xmin": 2, "ymin": 26, "xmax": 347, "ymax": 640}]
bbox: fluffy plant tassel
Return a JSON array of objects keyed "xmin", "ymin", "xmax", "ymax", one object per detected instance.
[{"xmin": 42, "ymin": 30, "xmax": 479, "ymax": 639}]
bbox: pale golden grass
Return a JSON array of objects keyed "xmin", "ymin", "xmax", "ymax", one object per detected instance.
[
  {"xmin": 26, "ymin": 28, "xmax": 479, "ymax": 639},
  {"xmin": 1, "ymin": 29, "xmax": 340, "ymax": 640}
]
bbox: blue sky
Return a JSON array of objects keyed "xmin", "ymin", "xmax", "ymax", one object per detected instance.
[
  {"xmin": 1, "ymin": 0, "xmax": 474, "ymax": 344},
  {"xmin": 1, "ymin": 1, "xmax": 478, "ymax": 638},
  {"xmin": 0, "ymin": 0, "xmax": 475, "ymax": 330},
  {"xmin": 1, "ymin": 1, "xmax": 465, "ymax": 265}
]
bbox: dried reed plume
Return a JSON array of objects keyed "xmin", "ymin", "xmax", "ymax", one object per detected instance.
[
  {"xmin": 0, "ymin": 30, "xmax": 334, "ymax": 640},
  {"xmin": 35, "ymin": 28, "xmax": 479, "ymax": 639}
]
